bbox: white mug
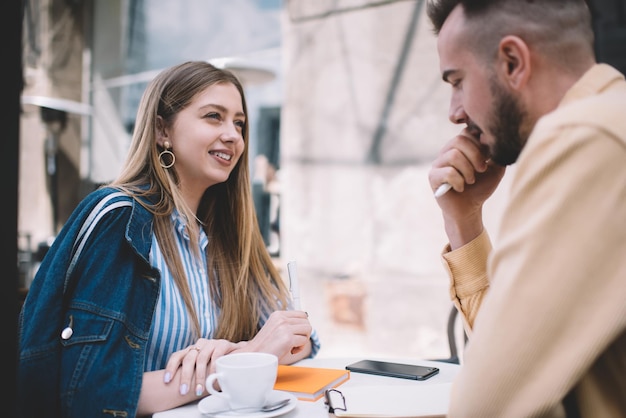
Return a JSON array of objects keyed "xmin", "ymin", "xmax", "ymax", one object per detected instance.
[{"xmin": 205, "ymin": 352, "xmax": 278, "ymax": 410}]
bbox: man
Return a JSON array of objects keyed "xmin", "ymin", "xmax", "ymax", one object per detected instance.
[{"xmin": 426, "ymin": 0, "xmax": 626, "ymax": 416}]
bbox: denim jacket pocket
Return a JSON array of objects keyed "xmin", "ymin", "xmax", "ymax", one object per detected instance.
[
  {"xmin": 60, "ymin": 309, "xmax": 114, "ymax": 347},
  {"xmin": 59, "ymin": 309, "xmax": 115, "ymax": 385}
]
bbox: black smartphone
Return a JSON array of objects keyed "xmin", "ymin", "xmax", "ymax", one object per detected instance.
[{"xmin": 345, "ymin": 359, "xmax": 439, "ymax": 381}]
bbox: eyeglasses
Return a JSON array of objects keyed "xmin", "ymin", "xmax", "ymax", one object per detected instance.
[{"xmin": 324, "ymin": 388, "xmax": 347, "ymax": 414}]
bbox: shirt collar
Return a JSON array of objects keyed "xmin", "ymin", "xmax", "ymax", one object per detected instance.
[
  {"xmin": 559, "ymin": 63, "xmax": 626, "ymax": 107},
  {"xmin": 171, "ymin": 211, "xmax": 209, "ymax": 250}
]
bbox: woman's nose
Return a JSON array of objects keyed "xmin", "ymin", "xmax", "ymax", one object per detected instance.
[{"xmin": 220, "ymin": 124, "xmax": 242, "ymax": 142}]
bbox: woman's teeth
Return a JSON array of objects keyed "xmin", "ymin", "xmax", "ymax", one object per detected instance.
[{"xmin": 210, "ymin": 151, "xmax": 231, "ymax": 161}]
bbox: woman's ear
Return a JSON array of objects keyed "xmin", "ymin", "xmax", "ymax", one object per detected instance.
[
  {"xmin": 497, "ymin": 35, "xmax": 530, "ymax": 91},
  {"xmin": 155, "ymin": 115, "xmax": 169, "ymax": 146}
]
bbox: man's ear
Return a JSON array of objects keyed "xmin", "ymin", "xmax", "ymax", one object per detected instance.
[{"xmin": 497, "ymin": 35, "xmax": 530, "ymax": 91}]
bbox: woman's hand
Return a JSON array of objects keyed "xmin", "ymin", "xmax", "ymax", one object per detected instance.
[
  {"xmin": 163, "ymin": 338, "xmax": 242, "ymax": 397},
  {"xmin": 245, "ymin": 310, "xmax": 312, "ymax": 363},
  {"xmin": 428, "ymin": 127, "xmax": 505, "ymax": 249},
  {"xmin": 161, "ymin": 310, "xmax": 312, "ymax": 399}
]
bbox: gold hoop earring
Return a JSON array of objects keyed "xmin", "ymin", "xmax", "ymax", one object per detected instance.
[{"xmin": 159, "ymin": 141, "xmax": 175, "ymax": 169}]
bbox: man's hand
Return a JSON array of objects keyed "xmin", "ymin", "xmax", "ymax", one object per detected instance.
[{"xmin": 429, "ymin": 127, "xmax": 505, "ymax": 249}]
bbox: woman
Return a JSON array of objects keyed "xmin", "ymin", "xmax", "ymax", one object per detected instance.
[{"xmin": 17, "ymin": 61, "xmax": 320, "ymax": 417}]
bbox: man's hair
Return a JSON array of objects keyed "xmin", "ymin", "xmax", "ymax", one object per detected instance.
[
  {"xmin": 426, "ymin": 0, "xmax": 595, "ymax": 68},
  {"xmin": 426, "ymin": 0, "xmax": 464, "ymax": 35}
]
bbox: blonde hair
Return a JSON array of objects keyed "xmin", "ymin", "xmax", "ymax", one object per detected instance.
[{"xmin": 110, "ymin": 61, "xmax": 288, "ymax": 340}]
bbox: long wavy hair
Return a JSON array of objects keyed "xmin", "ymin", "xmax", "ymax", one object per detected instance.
[{"xmin": 109, "ymin": 61, "xmax": 288, "ymax": 341}]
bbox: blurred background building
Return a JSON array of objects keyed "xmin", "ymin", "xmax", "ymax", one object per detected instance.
[{"xmin": 16, "ymin": 0, "xmax": 626, "ymax": 367}]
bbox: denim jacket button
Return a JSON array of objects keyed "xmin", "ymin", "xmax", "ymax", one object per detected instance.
[{"xmin": 61, "ymin": 326, "xmax": 73, "ymax": 340}]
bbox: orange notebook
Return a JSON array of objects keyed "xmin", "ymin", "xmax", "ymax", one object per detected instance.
[{"xmin": 273, "ymin": 364, "xmax": 351, "ymax": 401}]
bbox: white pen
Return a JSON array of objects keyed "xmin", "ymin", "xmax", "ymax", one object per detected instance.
[
  {"xmin": 287, "ymin": 260, "xmax": 301, "ymax": 310},
  {"xmin": 434, "ymin": 182, "xmax": 452, "ymax": 198}
]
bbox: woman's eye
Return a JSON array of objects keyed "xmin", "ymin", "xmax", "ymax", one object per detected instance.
[
  {"xmin": 234, "ymin": 120, "xmax": 245, "ymax": 130},
  {"xmin": 206, "ymin": 112, "xmax": 221, "ymax": 120}
]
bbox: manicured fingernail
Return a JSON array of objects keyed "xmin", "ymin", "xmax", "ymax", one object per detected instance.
[
  {"xmin": 180, "ymin": 383, "xmax": 189, "ymax": 395},
  {"xmin": 163, "ymin": 371, "xmax": 172, "ymax": 383},
  {"xmin": 195, "ymin": 384, "xmax": 203, "ymax": 396}
]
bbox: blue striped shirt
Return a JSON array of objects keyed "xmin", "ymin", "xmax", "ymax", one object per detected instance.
[
  {"xmin": 144, "ymin": 212, "xmax": 213, "ymax": 371},
  {"xmin": 144, "ymin": 212, "xmax": 320, "ymax": 371}
]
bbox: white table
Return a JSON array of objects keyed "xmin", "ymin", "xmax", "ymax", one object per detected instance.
[{"xmin": 153, "ymin": 357, "xmax": 460, "ymax": 417}]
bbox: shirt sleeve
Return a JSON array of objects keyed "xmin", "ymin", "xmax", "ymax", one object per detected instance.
[
  {"xmin": 308, "ymin": 329, "xmax": 321, "ymax": 358},
  {"xmin": 441, "ymin": 230, "xmax": 492, "ymax": 333}
]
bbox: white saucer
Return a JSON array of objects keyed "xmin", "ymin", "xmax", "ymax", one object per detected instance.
[{"xmin": 198, "ymin": 390, "xmax": 297, "ymax": 417}]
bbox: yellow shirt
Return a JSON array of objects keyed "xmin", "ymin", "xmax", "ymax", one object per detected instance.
[{"xmin": 442, "ymin": 64, "xmax": 626, "ymax": 417}]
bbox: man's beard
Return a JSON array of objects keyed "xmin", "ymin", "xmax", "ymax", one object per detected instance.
[{"xmin": 487, "ymin": 79, "xmax": 527, "ymax": 166}]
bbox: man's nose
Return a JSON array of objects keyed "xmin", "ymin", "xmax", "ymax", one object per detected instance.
[{"xmin": 448, "ymin": 95, "xmax": 467, "ymax": 125}]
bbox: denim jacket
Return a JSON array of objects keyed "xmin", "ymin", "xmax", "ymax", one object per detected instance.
[{"xmin": 18, "ymin": 187, "xmax": 161, "ymax": 418}]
